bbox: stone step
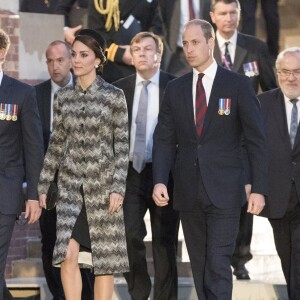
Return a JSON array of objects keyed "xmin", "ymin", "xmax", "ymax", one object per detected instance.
[
  {"xmin": 7, "ymin": 277, "xmax": 288, "ymax": 300},
  {"xmin": 26, "ymin": 239, "xmax": 42, "ymax": 259},
  {"xmin": 11, "ymin": 258, "xmax": 44, "ymax": 278},
  {"xmin": 113, "ymin": 277, "xmax": 288, "ymax": 300},
  {"xmin": 14, "ymin": 216, "xmax": 284, "ymax": 280}
]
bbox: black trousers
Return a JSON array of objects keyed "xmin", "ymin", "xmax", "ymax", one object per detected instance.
[
  {"xmin": 269, "ymin": 184, "xmax": 300, "ymax": 300},
  {"xmin": 40, "ymin": 208, "xmax": 94, "ymax": 300},
  {"xmin": 180, "ymin": 174, "xmax": 240, "ymax": 300},
  {"xmin": 123, "ymin": 163, "xmax": 179, "ymax": 300},
  {"xmin": 239, "ymin": 0, "xmax": 279, "ymax": 59},
  {"xmin": 0, "ymin": 213, "xmax": 16, "ymax": 300},
  {"xmin": 231, "ymin": 203, "xmax": 253, "ymax": 268}
]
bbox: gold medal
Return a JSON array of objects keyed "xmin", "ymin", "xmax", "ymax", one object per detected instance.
[
  {"xmin": 12, "ymin": 104, "xmax": 18, "ymax": 121},
  {"xmin": 5, "ymin": 104, "xmax": 12, "ymax": 120},
  {"xmin": 0, "ymin": 103, "xmax": 5, "ymax": 120}
]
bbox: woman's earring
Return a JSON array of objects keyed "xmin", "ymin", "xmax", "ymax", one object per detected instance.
[{"xmin": 95, "ymin": 65, "xmax": 99, "ymax": 68}]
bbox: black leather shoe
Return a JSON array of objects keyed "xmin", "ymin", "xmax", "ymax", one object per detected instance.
[{"xmin": 233, "ymin": 265, "xmax": 250, "ymax": 280}]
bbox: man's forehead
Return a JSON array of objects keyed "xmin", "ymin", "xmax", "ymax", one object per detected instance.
[{"xmin": 132, "ymin": 38, "xmax": 155, "ymax": 47}]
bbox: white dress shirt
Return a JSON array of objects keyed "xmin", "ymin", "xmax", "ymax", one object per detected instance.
[
  {"xmin": 216, "ymin": 30, "xmax": 238, "ymax": 64},
  {"xmin": 177, "ymin": 0, "xmax": 200, "ymax": 47},
  {"xmin": 192, "ymin": 60, "xmax": 218, "ymax": 120},
  {"xmin": 0, "ymin": 70, "xmax": 3, "ymax": 86}
]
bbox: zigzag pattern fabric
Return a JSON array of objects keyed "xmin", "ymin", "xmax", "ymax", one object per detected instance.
[{"xmin": 38, "ymin": 76, "xmax": 129, "ymax": 274}]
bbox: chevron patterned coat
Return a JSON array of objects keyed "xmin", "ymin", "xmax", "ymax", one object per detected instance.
[{"xmin": 38, "ymin": 76, "xmax": 129, "ymax": 274}]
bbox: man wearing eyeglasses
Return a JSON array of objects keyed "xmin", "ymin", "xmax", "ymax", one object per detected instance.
[{"xmin": 258, "ymin": 47, "xmax": 300, "ymax": 300}]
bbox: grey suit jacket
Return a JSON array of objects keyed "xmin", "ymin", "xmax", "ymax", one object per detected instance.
[{"xmin": 0, "ymin": 74, "xmax": 44, "ymax": 214}]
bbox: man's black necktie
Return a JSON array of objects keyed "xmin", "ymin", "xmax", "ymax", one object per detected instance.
[{"xmin": 223, "ymin": 41, "xmax": 233, "ymax": 70}]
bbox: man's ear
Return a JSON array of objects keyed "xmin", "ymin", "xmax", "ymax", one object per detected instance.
[
  {"xmin": 155, "ymin": 53, "xmax": 162, "ymax": 64},
  {"xmin": 210, "ymin": 11, "xmax": 216, "ymax": 24},
  {"xmin": 0, "ymin": 48, "xmax": 7, "ymax": 63}
]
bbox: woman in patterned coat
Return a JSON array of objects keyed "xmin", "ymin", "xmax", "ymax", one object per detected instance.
[{"xmin": 38, "ymin": 29, "xmax": 129, "ymax": 300}]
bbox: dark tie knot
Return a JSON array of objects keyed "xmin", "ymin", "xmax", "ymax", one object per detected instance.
[
  {"xmin": 290, "ymin": 98, "xmax": 299, "ymax": 105},
  {"xmin": 198, "ymin": 73, "xmax": 205, "ymax": 81},
  {"xmin": 225, "ymin": 41, "xmax": 230, "ymax": 47}
]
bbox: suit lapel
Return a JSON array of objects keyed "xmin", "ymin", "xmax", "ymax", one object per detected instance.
[
  {"xmin": 270, "ymin": 91, "xmax": 290, "ymax": 147},
  {"xmin": 200, "ymin": 67, "xmax": 223, "ymax": 139},
  {"xmin": 232, "ymin": 34, "xmax": 247, "ymax": 73},
  {"xmin": 214, "ymin": 42, "xmax": 222, "ymax": 66},
  {"xmin": 123, "ymin": 74, "xmax": 136, "ymax": 129},
  {"xmin": 0, "ymin": 75, "xmax": 12, "ymax": 100},
  {"xmin": 181, "ymin": 73, "xmax": 199, "ymax": 139},
  {"xmin": 158, "ymin": 72, "xmax": 170, "ymax": 106}
]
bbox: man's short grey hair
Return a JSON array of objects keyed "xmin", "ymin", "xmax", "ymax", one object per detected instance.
[{"xmin": 276, "ymin": 47, "xmax": 300, "ymax": 70}]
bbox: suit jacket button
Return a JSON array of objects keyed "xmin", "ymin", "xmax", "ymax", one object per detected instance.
[{"xmin": 292, "ymin": 161, "xmax": 297, "ymax": 165}]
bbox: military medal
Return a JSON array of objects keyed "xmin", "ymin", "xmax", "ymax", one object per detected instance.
[
  {"xmin": 224, "ymin": 98, "xmax": 231, "ymax": 115},
  {"xmin": 0, "ymin": 103, "xmax": 5, "ymax": 120},
  {"xmin": 218, "ymin": 98, "xmax": 225, "ymax": 115},
  {"xmin": 12, "ymin": 104, "xmax": 18, "ymax": 121},
  {"xmin": 5, "ymin": 104, "xmax": 12, "ymax": 121},
  {"xmin": 243, "ymin": 61, "xmax": 259, "ymax": 77}
]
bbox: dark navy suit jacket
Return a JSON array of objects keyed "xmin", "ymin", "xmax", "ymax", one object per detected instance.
[
  {"xmin": 259, "ymin": 88, "xmax": 300, "ymax": 218},
  {"xmin": 0, "ymin": 74, "xmax": 43, "ymax": 214},
  {"xmin": 153, "ymin": 66, "xmax": 268, "ymax": 211}
]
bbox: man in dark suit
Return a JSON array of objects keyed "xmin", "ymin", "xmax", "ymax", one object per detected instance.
[
  {"xmin": 258, "ymin": 47, "xmax": 300, "ymax": 299},
  {"xmin": 159, "ymin": 0, "xmax": 212, "ymax": 76},
  {"xmin": 0, "ymin": 28, "xmax": 44, "ymax": 300},
  {"xmin": 88, "ymin": 0, "xmax": 163, "ymax": 83},
  {"xmin": 210, "ymin": 0, "xmax": 277, "ymax": 279},
  {"xmin": 35, "ymin": 40, "xmax": 94, "ymax": 300},
  {"xmin": 152, "ymin": 19, "xmax": 268, "ymax": 299},
  {"xmin": 114, "ymin": 32, "xmax": 179, "ymax": 300}
]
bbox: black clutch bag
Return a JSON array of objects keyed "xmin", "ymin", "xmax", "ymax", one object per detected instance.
[{"xmin": 46, "ymin": 171, "xmax": 58, "ymax": 210}]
